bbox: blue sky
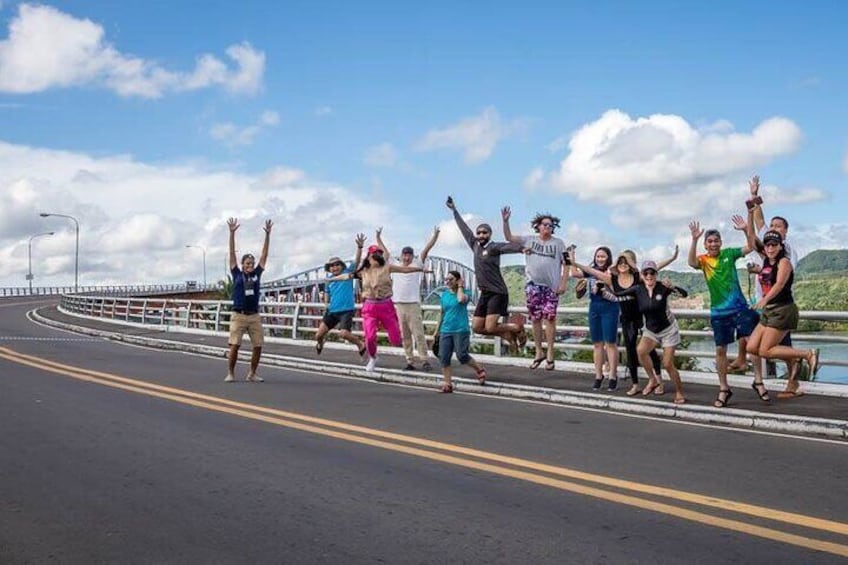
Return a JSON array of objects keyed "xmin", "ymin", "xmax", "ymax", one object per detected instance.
[{"xmin": 1, "ymin": 1, "xmax": 846, "ymax": 286}]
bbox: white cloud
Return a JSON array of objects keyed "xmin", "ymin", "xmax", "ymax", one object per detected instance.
[
  {"xmin": 210, "ymin": 110, "xmax": 279, "ymax": 147},
  {"xmin": 314, "ymin": 106, "xmax": 333, "ymax": 117},
  {"xmin": 416, "ymin": 106, "xmax": 524, "ymax": 164},
  {"xmin": 523, "ymin": 167, "xmax": 545, "ymax": 190},
  {"xmin": 0, "ymin": 4, "xmax": 265, "ymax": 98},
  {"xmin": 844, "ymin": 150, "xmax": 848, "ymax": 173},
  {"xmin": 0, "ymin": 140, "xmax": 414, "ymax": 286},
  {"xmin": 364, "ymin": 142, "xmax": 398, "ymax": 168}
]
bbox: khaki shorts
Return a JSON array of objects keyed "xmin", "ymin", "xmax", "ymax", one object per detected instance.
[
  {"xmin": 229, "ymin": 313, "xmax": 264, "ymax": 347},
  {"xmin": 761, "ymin": 302, "xmax": 799, "ymax": 332},
  {"xmin": 642, "ymin": 321, "xmax": 681, "ymax": 348}
]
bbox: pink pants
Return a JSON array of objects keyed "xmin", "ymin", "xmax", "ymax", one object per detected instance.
[{"xmin": 361, "ymin": 298, "xmax": 402, "ymax": 357}]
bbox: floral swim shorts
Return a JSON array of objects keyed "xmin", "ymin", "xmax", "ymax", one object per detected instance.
[{"xmin": 525, "ymin": 283, "xmax": 559, "ymax": 321}]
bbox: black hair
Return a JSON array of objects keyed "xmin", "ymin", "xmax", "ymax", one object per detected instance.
[
  {"xmin": 241, "ymin": 253, "xmax": 255, "ymax": 263},
  {"xmin": 592, "ymin": 246, "xmax": 613, "ymax": 272},
  {"xmin": 530, "ymin": 213, "xmax": 562, "ymax": 234},
  {"xmin": 771, "ymin": 216, "xmax": 789, "ymax": 230},
  {"xmin": 763, "ymin": 247, "xmax": 788, "ymax": 286},
  {"xmin": 354, "ymin": 252, "xmax": 386, "ymax": 277},
  {"xmin": 448, "ymin": 270, "xmax": 461, "ymax": 280}
]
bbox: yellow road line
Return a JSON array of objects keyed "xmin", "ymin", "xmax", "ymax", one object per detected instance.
[{"xmin": 1, "ymin": 347, "xmax": 847, "ymax": 557}]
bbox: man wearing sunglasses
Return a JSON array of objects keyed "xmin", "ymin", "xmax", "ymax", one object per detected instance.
[{"xmin": 446, "ymin": 196, "xmax": 527, "ymax": 351}]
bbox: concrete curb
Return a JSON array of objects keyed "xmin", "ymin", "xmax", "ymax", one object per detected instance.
[{"xmin": 30, "ymin": 308, "xmax": 848, "ymax": 440}]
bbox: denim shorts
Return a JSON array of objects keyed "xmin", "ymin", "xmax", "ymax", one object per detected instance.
[
  {"xmin": 710, "ymin": 308, "xmax": 760, "ymax": 347},
  {"xmin": 439, "ymin": 332, "xmax": 472, "ymax": 367},
  {"xmin": 588, "ymin": 299, "xmax": 619, "ymax": 344}
]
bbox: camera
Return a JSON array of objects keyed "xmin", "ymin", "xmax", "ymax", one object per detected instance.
[
  {"xmin": 745, "ymin": 196, "xmax": 763, "ymax": 210},
  {"xmin": 563, "ymin": 244, "xmax": 575, "ymax": 266}
]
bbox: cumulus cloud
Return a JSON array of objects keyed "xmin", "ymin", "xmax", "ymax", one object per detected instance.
[
  {"xmin": 210, "ymin": 110, "xmax": 280, "ymax": 147},
  {"xmin": 0, "ymin": 4, "xmax": 265, "ymax": 98},
  {"xmin": 364, "ymin": 142, "xmax": 398, "ymax": 168},
  {"xmin": 416, "ymin": 106, "xmax": 525, "ymax": 164},
  {"xmin": 0, "ymin": 140, "xmax": 414, "ymax": 286},
  {"xmin": 523, "ymin": 167, "xmax": 545, "ymax": 190}
]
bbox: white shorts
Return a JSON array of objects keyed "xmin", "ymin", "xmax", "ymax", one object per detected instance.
[{"xmin": 642, "ymin": 320, "xmax": 681, "ymax": 348}]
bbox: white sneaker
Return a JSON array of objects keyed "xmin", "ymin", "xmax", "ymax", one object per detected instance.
[
  {"xmin": 365, "ymin": 355, "xmax": 377, "ymax": 372},
  {"xmin": 246, "ymin": 372, "xmax": 264, "ymax": 382},
  {"xmin": 224, "ymin": 373, "xmax": 235, "ymax": 383}
]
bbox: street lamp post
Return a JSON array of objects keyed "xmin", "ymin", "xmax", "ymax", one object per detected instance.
[
  {"xmin": 185, "ymin": 245, "xmax": 207, "ymax": 287},
  {"xmin": 27, "ymin": 231, "xmax": 55, "ymax": 294},
  {"xmin": 40, "ymin": 212, "xmax": 79, "ymax": 292}
]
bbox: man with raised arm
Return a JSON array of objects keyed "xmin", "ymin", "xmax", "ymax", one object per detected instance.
[
  {"xmin": 225, "ymin": 217, "xmax": 272, "ymax": 383},
  {"xmin": 688, "ymin": 214, "xmax": 762, "ymax": 407},
  {"xmin": 378, "ymin": 226, "xmax": 441, "ymax": 371},
  {"xmin": 446, "ymin": 196, "xmax": 527, "ymax": 350},
  {"xmin": 502, "ymin": 207, "xmax": 569, "ymax": 370}
]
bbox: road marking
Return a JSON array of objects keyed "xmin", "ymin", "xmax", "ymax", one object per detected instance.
[
  {"xmin": 0, "ymin": 336, "xmax": 100, "ymax": 342},
  {"xmin": 2, "ymin": 347, "xmax": 848, "ymax": 557},
  {"xmin": 0, "ymin": 299, "xmax": 57, "ymax": 309}
]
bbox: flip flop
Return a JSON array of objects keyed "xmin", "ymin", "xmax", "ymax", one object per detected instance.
[
  {"xmin": 641, "ymin": 381, "xmax": 658, "ymax": 396},
  {"xmin": 439, "ymin": 384, "xmax": 454, "ymax": 394},
  {"xmin": 315, "ymin": 341, "xmax": 324, "ymax": 355},
  {"xmin": 808, "ymin": 349, "xmax": 821, "ymax": 377},
  {"xmin": 673, "ymin": 396, "xmax": 687, "ymax": 405},
  {"xmin": 529, "ymin": 357, "xmax": 545, "ymax": 369},
  {"xmin": 475, "ymin": 367, "xmax": 487, "ymax": 385},
  {"xmin": 777, "ymin": 389, "xmax": 804, "ymax": 399},
  {"xmin": 545, "ymin": 360, "xmax": 556, "ymax": 371}
]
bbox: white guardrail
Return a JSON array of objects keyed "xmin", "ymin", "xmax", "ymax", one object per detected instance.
[
  {"xmin": 57, "ymin": 295, "xmax": 848, "ymax": 372},
  {"xmin": 2, "ymin": 283, "xmax": 217, "ymax": 297}
]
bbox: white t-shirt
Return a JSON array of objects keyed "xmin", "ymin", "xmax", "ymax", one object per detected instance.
[
  {"xmin": 517, "ymin": 235, "xmax": 567, "ymax": 289},
  {"xmin": 747, "ymin": 227, "xmax": 799, "ymax": 299},
  {"xmin": 392, "ymin": 258, "xmax": 424, "ymax": 303}
]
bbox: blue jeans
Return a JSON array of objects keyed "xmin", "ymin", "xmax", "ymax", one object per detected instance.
[{"xmin": 439, "ymin": 332, "xmax": 472, "ymax": 367}]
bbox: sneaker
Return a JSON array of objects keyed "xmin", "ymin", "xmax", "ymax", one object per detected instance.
[
  {"xmin": 246, "ymin": 372, "xmax": 264, "ymax": 382},
  {"xmin": 224, "ymin": 373, "xmax": 235, "ymax": 383},
  {"xmin": 607, "ymin": 379, "xmax": 618, "ymax": 392},
  {"xmin": 365, "ymin": 356, "xmax": 378, "ymax": 372},
  {"xmin": 422, "ymin": 361, "xmax": 432, "ymax": 372},
  {"xmin": 403, "ymin": 363, "xmax": 416, "ymax": 371}
]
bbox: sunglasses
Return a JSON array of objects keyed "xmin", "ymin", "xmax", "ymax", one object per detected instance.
[
  {"xmin": 476, "ymin": 230, "xmax": 490, "ymax": 235},
  {"xmin": 764, "ymin": 241, "xmax": 781, "ymax": 247},
  {"xmin": 325, "ymin": 261, "xmax": 345, "ymax": 270},
  {"xmin": 540, "ymin": 222, "xmax": 553, "ymax": 227},
  {"xmin": 642, "ymin": 270, "xmax": 657, "ymax": 276}
]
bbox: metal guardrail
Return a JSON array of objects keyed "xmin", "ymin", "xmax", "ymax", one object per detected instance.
[
  {"xmin": 56, "ymin": 295, "xmax": 848, "ymax": 372},
  {"xmin": 1, "ymin": 283, "xmax": 220, "ymax": 297}
]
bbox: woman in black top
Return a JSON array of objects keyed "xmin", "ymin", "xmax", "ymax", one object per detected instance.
[
  {"xmin": 615, "ymin": 261, "xmax": 688, "ymax": 404},
  {"xmin": 745, "ymin": 230, "xmax": 819, "ymax": 399}
]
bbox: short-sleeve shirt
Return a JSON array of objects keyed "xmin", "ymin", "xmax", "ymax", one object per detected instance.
[
  {"xmin": 516, "ymin": 235, "xmax": 566, "ymax": 289},
  {"xmin": 326, "ymin": 263, "xmax": 356, "ymax": 313},
  {"xmin": 392, "ymin": 258, "xmax": 424, "ymax": 303},
  {"xmin": 232, "ymin": 265, "xmax": 264, "ymax": 312},
  {"xmin": 439, "ymin": 288, "xmax": 471, "ymax": 334},
  {"xmin": 697, "ymin": 247, "xmax": 749, "ymax": 318}
]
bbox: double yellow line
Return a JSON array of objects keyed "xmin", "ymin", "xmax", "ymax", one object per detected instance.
[{"xmin": 2, "ymin": 345, "xmax": 847, "ymax": 558}]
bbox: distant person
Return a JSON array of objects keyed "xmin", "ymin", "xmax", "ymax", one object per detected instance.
[
  {"xmin": 502, "ymin": 207, "xmax": 569, "ymax": 370},
  {"xmin": 225, "ymin": 217, "xmax": 272, "ymax": 383},
  {"xmin": 613, "ymin": 261, "xmax": 689, "ymax": 404},
  {"xmin": 433, "ymin": 271, "xmax": 487, "ymax": 393},
  {"xmin": 568, "ymin": 246, "xmax": 620, "ymax": 390},
  {"xmin": 315, "ymin": 234, "xmax": 367, "ymax": 358},
  {"xmin": 446, "ymin": 196, "xmax": 527, "ymax": 351},
  {"xmin": 687, "ymin": 214, "xmax": 763, "ymax": 407},
  {"xmin": 379, "ymin": 227, "xmax": 441, "ymax": 371},
  {"xmin": 745, "ymin": 229, "xmax": 819, "ymax": 398}
]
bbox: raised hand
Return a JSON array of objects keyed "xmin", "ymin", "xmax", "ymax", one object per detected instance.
[
  {"xmin": 263, "ymin": 219, "xmax": 273, "ymax": 233},
  {"xmin": 376, "ymin": 226, "xmax": 383, "ymax": 238},
  {"xmin": 749, "ymin": 175, "xmax": 760, "ymax": 196},
  {"xmin": 227, "ymin": 217, "xmax": 240, "ymax": 232},
  {"xmin": 501, "ymin": 206, "xmax": 511, "ymax": 221},
  {"xmin": 445, "ymin": 195, "xmax": 456, "ymax": 210},
  {"xmin": 731, "ymin": 214, "xmax": 747, "ymax": 231},
  {"xmin": 355, "ymin": 233, "xmax": 366, "ymax": 247},
  {"xmin": 671, "ymin": 244, "xmax": 679, "ymax": 259},
  {"xmin": 688, "ymin": 221, "xmax": 703, "ymax": 240}
]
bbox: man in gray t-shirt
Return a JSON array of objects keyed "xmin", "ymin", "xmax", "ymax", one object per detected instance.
[{"xmin": 503, "ymin": 208, "xmax": 569, "ymax": 369}]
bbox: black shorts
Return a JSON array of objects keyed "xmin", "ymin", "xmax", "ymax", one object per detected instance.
[
  {"xmin": 322, "ymin": 309, "xmax": 355, "ymax": 331},
  {"xmin": 473, "ymin": 291, "xmax": 509, "ymax": 319}
]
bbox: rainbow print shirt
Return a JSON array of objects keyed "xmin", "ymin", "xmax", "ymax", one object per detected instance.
[{"xmin": 697, "ymin": 247, "xmax": 749, "ymax": 318}]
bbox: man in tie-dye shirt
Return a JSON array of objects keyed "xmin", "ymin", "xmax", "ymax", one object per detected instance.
[{"xmin": 688, "ymin": 216, "xmax": 762, "ymax": 408}]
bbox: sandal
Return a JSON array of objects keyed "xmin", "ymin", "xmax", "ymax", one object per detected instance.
[
  {"xmin": 673, "ymin": 396, "xmax": 687, "ymax": 405},
  {"xmin": 529, "ymin": 357, "xmax": 545, "ymax": 370},
  {"xmin": 808, "ymin": 348, "xmax": 821, "ymax": 377},
  {"xmin": 714, "ymin": 388, "xmax": 733, "ymax": 408},
  {"xmin": 777, "ymin": 388, "xmax": 804, "ymax": 399},
  {"xmin": 545, "ymin": 359, "xmax": 556, "ymax": 371},
  {"xmin": 358, "ymin": 344, "xmax": 367, "ymax": 357},
  {"xmin": 652, "ymin": 385, "xmax": 665, "ymax": 396},
  {"xmin": 439, "ymin": 383, "xmax": 454, "ymax": 394},
  {"xmin": 626, "ymin": 384, "xmax": 640, "ymax": 396},
  {"xmin": 475, "ymin": 367, "xmax": 487, "ymax": 385},
  {"xmin": 642, "ymin": 381, "xmax": 659, "ymax": 396},
  {"xmin": 315, "ymin": 340, "xmax": 324, "ymax": 355},
  {"xmin": 751, "ymin": 381, "xmax": 770, "ymax": 402}
]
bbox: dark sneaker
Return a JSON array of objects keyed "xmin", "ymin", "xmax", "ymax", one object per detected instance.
[
  {"xmin": 403, "ymin": 363, "xmax": 416, "ymax": 371},
  {"xmin": 421, "ymin": 362, "xmax": 432, "ymax": 372}
]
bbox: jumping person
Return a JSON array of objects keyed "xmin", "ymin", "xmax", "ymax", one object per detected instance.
[
  {"xmin": 446, "ymin": 196, "xmax": 527, "ymax": 351},
  {"xmin": 688, "ymin": 215, "xmax": 763, "ymax": 407},
  {"xmin": 745, "ymin": 229, "xmax": 819, "ymax": 398},
  {"xmin": 502, "ymin": 207, "xmax": 569, "ymax": 370},
  {"xmin": 379, "ymin": 227, "xmax": 440, "ymax": 371},
  {"xmin": 433, "ymin": 271, "xmax": 488, "ymax": 393},
  {"xmin": 315, "ymin": 233, "xmax": 367, "ymax": 357},
  {"xmin": 613, "ymin": 261, "xmax": 689, "ymax": 404},
  {"xmin": 225, "ymin": 217, "xmax": 272, "ymax": 383}
]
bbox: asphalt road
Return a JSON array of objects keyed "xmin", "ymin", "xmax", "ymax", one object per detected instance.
[{"xmin": 1, "ymin": 297, "xmax": 847, "ymax": 564}]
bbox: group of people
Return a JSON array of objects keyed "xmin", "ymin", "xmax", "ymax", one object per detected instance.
[{"xmin": 224, "ymin": 177, "xmax": 820, "ymax": 406}]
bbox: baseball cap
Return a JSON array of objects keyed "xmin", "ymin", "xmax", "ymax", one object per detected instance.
[
  {"xmin": 401, "ymin": 246, "xmax": 414, "ymax": 254},
  {"xmin": 641, "ymin": 260, "xmax": 658, "ymax": 273},
  {"xmin": 762, "ymin": 230, "xmax": 783, "ymax": 245},
  {"xmin": 367, "ymin": 245, "xmax": 383, "ymax": 255}
]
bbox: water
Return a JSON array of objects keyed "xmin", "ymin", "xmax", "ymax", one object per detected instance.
[{"xmin": 685, "ymin": 336, "xmax": 848, "ymax": 385}]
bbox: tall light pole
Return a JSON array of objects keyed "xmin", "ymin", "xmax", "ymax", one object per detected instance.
[
  {"xmin": 185, "ymin": 244, "xmax": 207, "ymax": 287},
  {"xmin": 27, "ymin": 231, "xmax": 54, "ymax": 294},
  {"xmin": 40, "ymin": 212, "xmax": 79, "ymax": 292}
]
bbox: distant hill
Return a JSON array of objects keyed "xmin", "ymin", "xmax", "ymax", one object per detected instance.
[{"xmin": 796, "ymin": 250, "xmax": 848, "ymax": 277}]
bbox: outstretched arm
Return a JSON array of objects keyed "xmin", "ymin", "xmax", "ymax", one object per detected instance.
[
  {"xmin": 227, "ymin": 217, "xmax": 239, "ymax": 270},
  {"xmin": 258, "ymin": 219, "xmax": 272, "ymax": 269},
  {"xmin": 375, "ymin": 227, "xmax": 390, "ymax": 260},
  {"xmin": 353, "ymin": 233, "xmax": 365, "ymax": 267},
  {"xmin": 389, "ymin": 264, "xmax": 425, "ymax": 274},
  {"xmin": 656, "ymin": 244, "xmax": 679, "ymax": 270},
  {"xmin": 731, "ymin": 213, "xmax": 756, "ymax": 255},
  {"xmin": 420, "ymin": 226, "xmax": 440, "ymax": 262},
  {"xmin": 749, "ymin": 175, "xmax": 766, "ymax": 233},
  {"xmin": 687, "ymin": 221, "xmax": 703, "ymax": 270},
  {"xmin": 501, "ymin": 206, "xmax": 522, "ymax": 244},
  {"xmin": 447, "ymin": 196, "xmax": 475, "ymax": 248},
  {"xmin": 568, "ymin": 248, "xmax": 612, "ymax": 284}
]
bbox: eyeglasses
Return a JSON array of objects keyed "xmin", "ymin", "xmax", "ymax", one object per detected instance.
[
  {"xmin": 540, "ymin": 222, "xmax": 553, "ymax": 227},
  {"xmin": 642, "ymin": 270, "xmax": 657, "ymax": 276}
]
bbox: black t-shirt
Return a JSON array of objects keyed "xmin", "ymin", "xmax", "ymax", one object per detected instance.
[
  {"xmin": 611, "ymin": 272, "xmax": 641, "ymax": 321},
  {"xmin": 615, "ymin": 283, "xmax": 687, "ymax": 333}
]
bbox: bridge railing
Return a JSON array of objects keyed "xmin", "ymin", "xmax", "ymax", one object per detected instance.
[
  {"xmin": 57, "ymin": 295, "xmax": 848, "ymax": 375},
  {"xmin": 1, "ymin": 283, "xmax": 220, "ymax": 297}
]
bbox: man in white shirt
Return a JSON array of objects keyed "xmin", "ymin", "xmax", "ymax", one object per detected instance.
[{"xmin": 379, "ymin": 227, "xmax": 440, "ymax": 371}]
